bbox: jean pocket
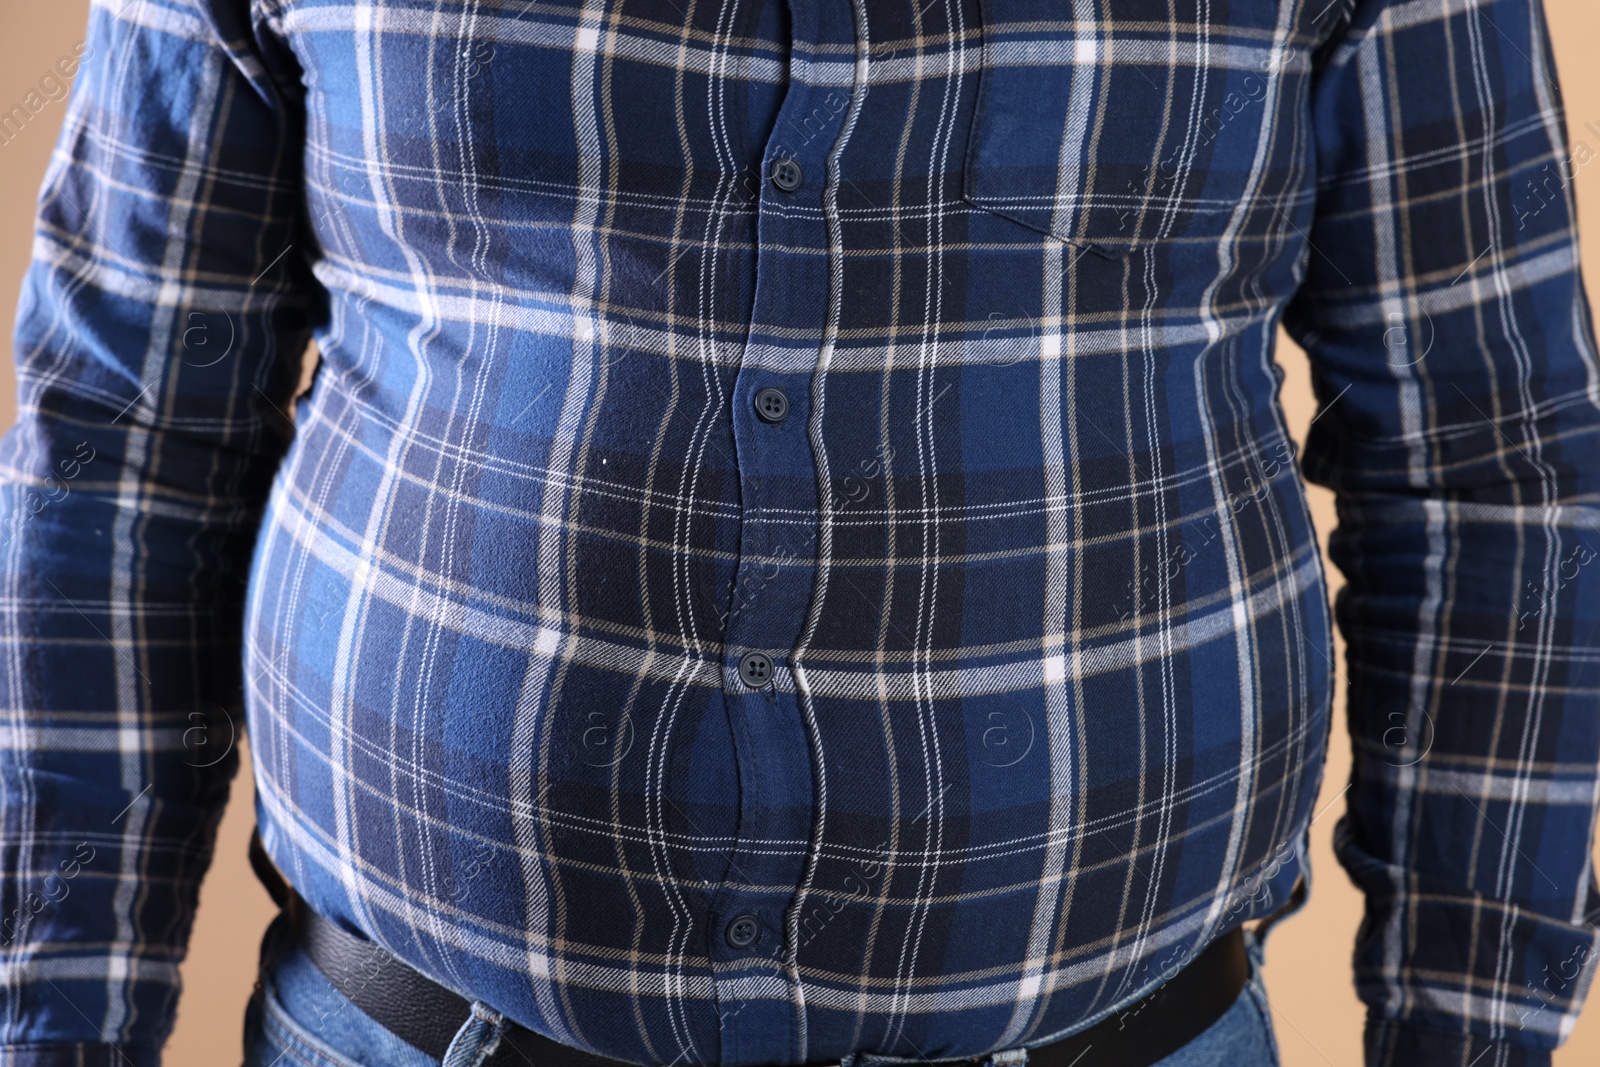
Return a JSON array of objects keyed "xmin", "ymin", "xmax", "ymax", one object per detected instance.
[{"xmin": 242, "ymin": 975, "xmax": 369, "ymax": 1067}]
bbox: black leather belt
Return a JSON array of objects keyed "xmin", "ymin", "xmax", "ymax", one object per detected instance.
[{"xmin": 251, "ymin": 829, "xmax": 1297, "ymax": 1067}]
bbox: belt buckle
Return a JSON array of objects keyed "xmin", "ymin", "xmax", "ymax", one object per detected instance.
[{"xmin": 838, "ymin": 1050, "xmax": 1026, "ymax": 1067}]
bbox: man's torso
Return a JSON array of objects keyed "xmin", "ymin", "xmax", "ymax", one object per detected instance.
[{"xmin": 242, "ymin": 1, "xmax": 1341, "ymax": 1062}]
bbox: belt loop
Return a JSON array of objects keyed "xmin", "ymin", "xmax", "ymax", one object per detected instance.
[{"xmin": 442, "ymin": 1001, "xmax": 509, "ymax": 1067}]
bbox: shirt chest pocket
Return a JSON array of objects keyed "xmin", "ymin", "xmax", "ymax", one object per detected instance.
[{"xmin": 962, "ymin": 0, "xmax": 1294, "ymax": 259}]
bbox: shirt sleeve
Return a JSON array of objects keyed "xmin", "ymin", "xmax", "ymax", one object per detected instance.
[
  {"xmin": 1282, "ymin": 0, "xmax": 1600, "ymax": 1064},
  {"xmin": 0, "ymin": 0, "xmax": 312, "ymax": 1061}
]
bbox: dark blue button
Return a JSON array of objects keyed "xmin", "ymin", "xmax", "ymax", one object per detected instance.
[
  {"xmin": 754, "ymin": 386, "xmax": 789, "ymax": 424},
  {"xmin": 725, "ymin": 913, "xmax": 761, "ymax": 948},
  {"xmin": 737, "ymin": 651, "xmax": 773, "ymax": 688},
  {"xmin": 770, "ymin": 158, "xmax": 803, "ymax": 192}
]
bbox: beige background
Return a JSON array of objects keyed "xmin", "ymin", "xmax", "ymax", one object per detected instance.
[{"xmin": 2, "ymin": 2, "xmax": 1599, "ymax": 1064}]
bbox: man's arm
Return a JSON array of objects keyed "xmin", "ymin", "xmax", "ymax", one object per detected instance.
[
  {"xmin": 1283, "ymin": 0, "xmax": 1600, "ymax": 1063},
  {"xmin": 0, "ymin": 0, "xmax": 312, "ymax": 1061}
]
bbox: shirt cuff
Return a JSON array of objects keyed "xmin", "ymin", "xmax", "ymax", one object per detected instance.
[
  {"xmin": 1365, "ymin": 1017, "xmax": 1552, "ymax": 1067},
  {"xmin": 0, "ymin": 1044, "xmax": 160, "ymax": 1067}
]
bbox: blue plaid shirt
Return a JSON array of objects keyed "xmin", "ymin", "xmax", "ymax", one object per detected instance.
[{"xmin": 4, "ymin": 0, "xmax": 1600, "ymax": 1064}]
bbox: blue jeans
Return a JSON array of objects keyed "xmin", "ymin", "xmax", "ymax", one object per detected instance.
[
  {"xmin": 241, "ymin": 917, "xmax": 1280, "ymax": 1067},
  {"xmin": 241, "ymin": 914, "xmax": 503, "ymax": 1067}
]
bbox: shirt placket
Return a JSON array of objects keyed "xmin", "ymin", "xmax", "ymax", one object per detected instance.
[{"xmin": 710, "ymin": 0, "xmax": 859, "ymax": 1063}]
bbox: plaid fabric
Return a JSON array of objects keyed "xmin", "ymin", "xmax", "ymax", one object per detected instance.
[{"xmin": 2, "ymin": 0, "xmax": 1599, "ymax": 1064}]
